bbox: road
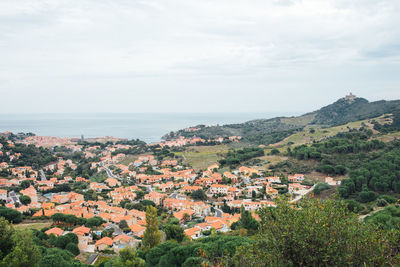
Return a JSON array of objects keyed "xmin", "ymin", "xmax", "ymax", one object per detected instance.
[
  {"xmin": 39, "ymin": 170, "xmax": 47, "ymax": 181},
  {"xmin": 107, "ymin": 223, "xmax": 123, "ymax": 236},
  {"xmin": 100, "ymin": 162, "xmax": 121, "ymax": 180},
  {"xmin": 242, "ymin": 177, "xmax": 250, "ymax": 185},
  {"xmin": 290, "ymin": 184, "xmax": 316, "ymax": 203},
  {"xmin": 169, "ymin": 190, "xmax": 178, "ymax": 199},
  {"xmin": 9, "ymin": 191, "xmax": 20, "ymax": 204},
  {"xmin": 215, "ymin": 208, "xmax": 223, "ymax": 217}
]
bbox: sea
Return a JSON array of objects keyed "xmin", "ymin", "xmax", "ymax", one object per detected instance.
[{"xmin": 0, "ymin": 112, "xmax": 295, "ymax": 143}]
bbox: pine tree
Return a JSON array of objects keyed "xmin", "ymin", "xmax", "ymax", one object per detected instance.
[{"xmin": 142, "ymin": 206, "xmax": 161, "ymax": 250}]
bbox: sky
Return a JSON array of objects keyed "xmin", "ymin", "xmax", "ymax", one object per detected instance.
[{"xmin": 1, "ymin": 0, "xmax": 400, "ymax": 114}]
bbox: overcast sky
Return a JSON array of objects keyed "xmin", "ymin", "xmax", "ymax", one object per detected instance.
[{"xmin": 1, "ymin": 0, "xmax": 399, "ymax": 114}]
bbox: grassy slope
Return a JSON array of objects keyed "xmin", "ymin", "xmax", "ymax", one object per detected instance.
[
  {"xmin": 276, "ymin": 114, "xmax": 391, "ymax": 147},
  {"xmin": 280, "ymin": 113, "xmax": 316, "ymax": 127},
  {"xmin": 172, "ymin": 115, "xmax": 393, "ymax": 173},
  {"xmin": 174, "ymin": 143, "xmax": 246, "ymax": 171},
  {"xmin": 376, "ymin": 131, "xmax": 400, "ymax": 142},
  {"xmin": 248, "ymin": 114, "xmax": 394, "ymax": 174},
  {"xmin": 14, "ymin": 221, "xmax": 52, "ymax": 231},
  {"xmin": 174, "ymin": 145, "xmax": 229, "ymax": 171},
  {"xmin": 118, "ymin": 153, "xmax": 149, "ymax": 165}
]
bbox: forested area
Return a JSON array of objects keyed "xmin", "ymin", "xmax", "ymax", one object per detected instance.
[
  {"xmin": 97, "ymin": 198, "xmax": 400, "ymax": 266},
  {"xmin": 219, "ymin": 147, "xmax": 264, "ymax": 166},
  {"xmin": 0, "ymin": 137, "xmax": 56, "ymax": 169},
  {"xmin": 0, "ymin": 218, "xmax": 88, "ymax": 266},
  {"xmin": 289, "ymin": 129, "xmax": 400, "ymax": 203}
]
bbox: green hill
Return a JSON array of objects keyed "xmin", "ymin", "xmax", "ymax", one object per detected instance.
[
  {"xmin": 311, "ymin": 97, "xmax": 400, "ymax": 126},
  {"xmin": 164, "ymin": 94, "xmax": 400, "ymax": 145}
]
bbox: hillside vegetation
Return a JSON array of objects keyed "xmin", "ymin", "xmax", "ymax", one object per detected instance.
[{"xmin": 165, "ymin": 95, "xmax": 400, "ymax": 146}]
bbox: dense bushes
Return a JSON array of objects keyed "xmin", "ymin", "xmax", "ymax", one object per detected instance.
[
  {"xmin": 0, "ymin": 138, "xmax": 56, "ymax": 169},
  {"xmin": 0, "ymin": 218, "xmax": 87, "ymax": 267},
  {"xmin": 0, "ymin": 207, "xmax": 22, "ymax": 223},
  {"xmin": 290, "ymin": 131, "xmax": 400, "ymax": 203},
  {"xmin": 338, "ymin": 143, "xmax": 400, "ymax": 200},
  {"xmin": 313, "ymin": 183, "xmax": 330, "ymax": 195},
  {"xmin": 365, "ymin": 205, "xmax": 400, "ymax": 230},
  {"xmin": 146, "ymin": 235, "xmax": 251, "ymax": 266},
  {"xmin": 233, "ymin": 197, "xmax": 400, "ymax": 266},
  {"xmin": 50, "ymin": 213, "xmax": 104, "ymax": 227},
  {"xmin": 219, "ymin": 147, "xmax": 264, "ymax": 166}
]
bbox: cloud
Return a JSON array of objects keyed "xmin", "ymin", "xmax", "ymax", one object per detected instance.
[{"xmin": 0, "ymin": 0, "xmax": 399, "ymax": 113}]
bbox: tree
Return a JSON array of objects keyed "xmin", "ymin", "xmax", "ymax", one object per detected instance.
[
  {"xmin": 19, "ymin": 195, "xmax": 31, "ymax": 206},
  {"xmin": 313, "ymin": 183, "xmax": 330, "ymax": 195},
  {"xmin": 20, "ymin": 180, "xmax": 31, "ymax": 189},
  {"xmin": 145, "ymin": 242, "xmax": 179, "ymax": 266},
  {"xmin": 38, "ymin": 248, "xmax": 84, "ymax": 267},
  {"xmin": 233, "ymin": 197, "xmax": 400, "ymax": 266},
  {"xmin": 119, "ymin": 220, "xmax": 129, "ymax": 230},
  {"xmin": 140, "ymin": 200, "xmax": 155, "ymax": 207},
  {"xmin": 1, "ymin": 230, "xmax": 40, "ymax": 267},
  {"xmin": 231, "ymin": 205, "xmax": 259, "ymax": 234},
  {"xmin": 65, "ymin": 243, "xmax": 80, "ymax": 256},
  {"xmin": 183, "ymin": 213, "xmax": 190, "ymax": 222},
  {"xmin": 0, "ymin": 207, "xmax": 22, "ymax": 223},
  {"xmin": 191, "ymin": 189, "xmax": 207, "ymax": 201},
  {"xmin": 142, "ymin": 206, "xmax": 161, "ymax": 251},
  {"xmin": 85, "ymin": 216, "xmax": 104, "ymax": 228},
  {"xmin": 0, "ymin": 217, "xmax": 14, "ymax": 259},
  {"xmin": 134, "ymin": 191, "xmax": 145, "ymax": 200},
  {"xmin": 105, "ymin": 247, "xmax": 145, "ymax": 267},
  {"xmin": 270, "ymin": 148, "xmax": 280, "ymax": 155},
  {"xmin": 55, "ymin": 236, "xmax": 71, "ymax": 250},
  {"xmin": 164, "ymin": 224, "xmax": 185, "ymax": 242}
]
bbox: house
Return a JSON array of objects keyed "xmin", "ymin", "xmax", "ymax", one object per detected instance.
[
  {"xmin": 20, "ymin": 185, "xmax": 38, "ymax": 203},
  {"xmin": 45, "ymin": 227, "xmax": 64, "ymax": 237},
  {"xmin": 325, "ymin": 177, "xmax": 341, "ymax": 186},
  {"xmin": 0, "ymin": 189, "xmax": 7, "ymax": 201},
  {"xmin": 95, "ymin": 237, "xmax": 113, "ymax": 251},
  {"xmin": 144, "ymin": 191, "xmax": 167, "ymax": 206},
  {"xmin": 129, "ymin": 224, "xmax": 145, "ymax": 237},
  {"xmin": 184, "ymin": 227, "xmax": 201, "ymax": 239},
  {"xmin": 89, "ymin": 182, "xmax": 110, "ymax": 192},
  {"xmin": 239, "ymin": 166, "xmax": 259, "ymax": 176},
  {"xmin": 266, "ymin": 187, "xmax": 279, "ymax": 197},
  {"xmin": 267, "ymin": 176, "xmax": 281, "ymax": 183},
  {"xmin": 73, "ymin": 225, "xmax": 91, "ymax": 236},
  {"xmin": 73, "ymin": 225, "xmax": 92, "ymax": 251},
  {"xmin": 207, "ymin": 164, "xmax": 219, "ymax": 172},
  {"xmin": 105, "ymin": 178, "xmax": 121, "ymax": 187},
  {"xmin": 209, "ymin": 184, "xmax": 229, "ymax": 195},
  {"xmin": 223, "ymin": 172, "xmax": 238, "ymax": 183},
  {"xmin": 181, "ymin": 186, "xmax": 202, "ymax": 194},
  {"xmin": 173, "ymin": 209, "xmax": 195, "ymax": 223},
  {"xmin": 210, "ymin": 220, "xmax": 227, "ymax": 232},
  {"xmin": 289, "ymin": 183, "xmax": 307, "ymax": 194},
  {"xmin": 113, "ymin": 234, "xmax": 131, "ymax": 247},
  {"xmin": 288, "ymin": 174, "xmax": 305, "ymax": 183},
  {"xmin": 158, "ymin": 182, "xmax": 174, "ymax": 192}
]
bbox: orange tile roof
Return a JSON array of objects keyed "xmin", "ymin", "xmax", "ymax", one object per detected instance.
[
  {"xmin": 72, "ymin": 226, "xmax": 91, "ymax": 235},
  {"xmin": 113, "ymin": 234, "xmax": 131, "ymax": 243},
  {"xmin": 45, "ymin": 227, "xmax": 64, "ymax": 237},
  {"xmin": 95, "ymin": 236, "xmax": 113, "ymax": 246}
]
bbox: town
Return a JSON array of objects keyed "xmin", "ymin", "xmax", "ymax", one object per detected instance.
[{"xmin": 0, "ymin": 131, "xmax": 340, "ymax": 264}]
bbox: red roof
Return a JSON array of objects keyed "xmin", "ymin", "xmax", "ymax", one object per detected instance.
[{"xmin": 95, "ymin": 236, "xmax": 113, "ymax": 246}]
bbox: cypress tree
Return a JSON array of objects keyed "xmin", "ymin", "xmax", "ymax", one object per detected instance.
[{"xmin": 142, "ymin": 205, "xmax": 161, "ymax": 250}]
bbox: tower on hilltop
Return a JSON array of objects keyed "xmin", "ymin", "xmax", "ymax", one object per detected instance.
[{"xmin": 344, "ymin": 92, "xmax": 356, "ymax": 103}]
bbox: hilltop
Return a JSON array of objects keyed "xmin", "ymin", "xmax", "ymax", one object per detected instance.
[{"xmin": 163, "ymin": 94, "xmax": 400, "ymax": 145}]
